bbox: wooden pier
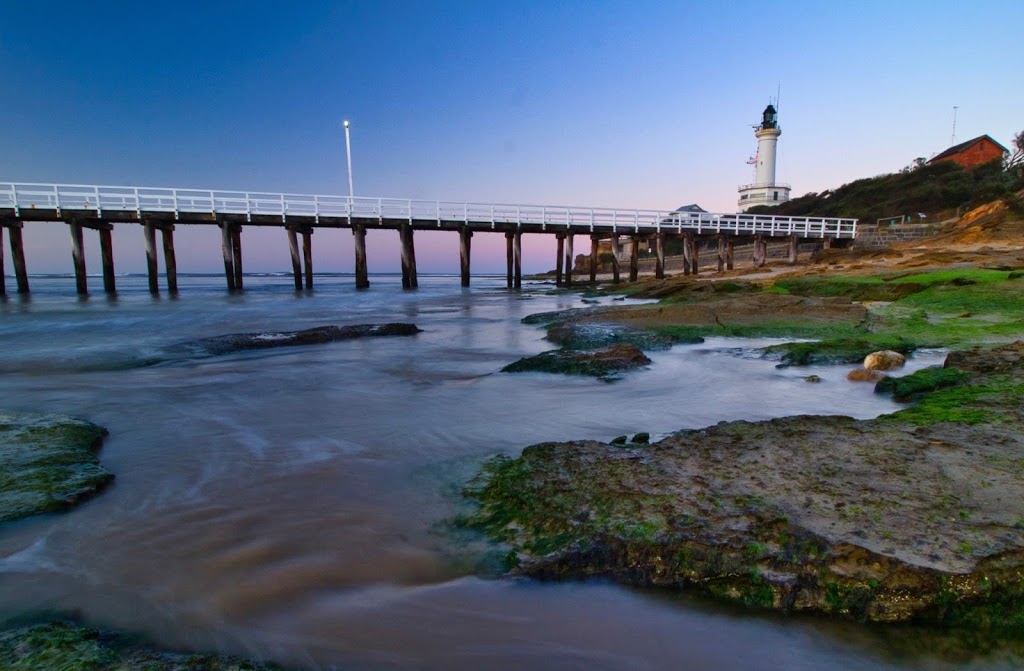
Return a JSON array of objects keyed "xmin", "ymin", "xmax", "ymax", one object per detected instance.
[{"xmin": 0, "ymin": 182, "xmax": 858, "ymax": 296}]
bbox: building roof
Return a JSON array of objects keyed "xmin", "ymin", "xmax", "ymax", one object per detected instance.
[
  {"xmin": 929, "ymin": 134, "xmax": 1009, "ymax": 163},
  {"xmin": 673, "ymin": 204, "xmax": 707, "ymax": 213}
]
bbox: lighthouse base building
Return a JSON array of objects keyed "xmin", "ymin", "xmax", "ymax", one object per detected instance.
[{"xmin": 738, "ymin": 104, "xmax": 792, "ymax": 212}]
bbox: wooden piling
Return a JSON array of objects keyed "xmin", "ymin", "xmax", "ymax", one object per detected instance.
[
  {"xmin": 629, "ymin": 237, "xmax": 639, "ymax": 282},
  {"xmin": 144, "ymin": 222, "xmax": 160, "ymax": 294},
  {"xmin": 726, "ymin": 239, "xmax": 735, "ymax": 271},
  {"xmin": 682, "ymin": 234, "xmax": 691, "ymax": 276},
  {"xmin": 788, "ymin": 235, "xmax": 798, "ymax": 264},
  {"xmin": 823, "ymin": 237, "xmax": 832, "ymax": 250},
  {"xmin": 565, "ymin": 233, "xmax": 574, "ymax": 287},
  {"xmin": 513, "ymin": 231, "xmax": 522, "ymax": 289},
  {"xmin": 590, "ymin": 235, "xmax": 599, "ymax": 282},
  {"xmin": 690, "ymin": 236, "xmax": 699, "ymax": 275},
  {"xmin": 753, "ymin": 234, "xmax": 766, "ymax": 268},
  {"xmin": 230, "ymin": 225, "xmax": 243, "ymax": 290},
  {"xmin": 610, "ymin": 236, "xmax": 621, "ymax": 284},
  {"xmin": 655, "ymin": 233, "xmax": 665, "ymax": 280},
  {"xmin": 400, "ymin": 224, "xmax": 417, "ymax": 289},
  {"xmin": 407, "ymin": 227, "xmax": 418, "ymax": 289},
  {"xmin": 302, "ymin": 228, "xmax": 313, "ymax": 289},
  {"xmin": 0, "ymin": 226, "xmax": 5, "ymax": 296},
  {"xmin": 162, "ymin": 227, "xmax": 178, "ymax": 293},
  {"xmin": 354, "ymin": 225, "xmax": 369, "ymax": 289},
  {"xmin": 219, "ymin": 222, "xmax": 235, "ymax": 291},
  {"xmin": 717, "ymin": 235, "xmax": 726, "ymax": 273},
  {"xmin": 69, "ymin": 221, "xmax": 87, "ymax": 295},
  {"xmin": 459, "ymin": 226, "xmax": 472, "ymax": 288},
  {"xmin": 505, "ymin": 231, "xmax": 514, "ymax": 289},
  {"xmin": 555, "ymin": 232, "xmax": 565, "ymax": 287},
  {"xmin": 8, "ymin": 224, "xmax": 28, "ymax": 294},
  {"xmin": 287, "ymin": 228, "xmax": 302, "ymax": 290},
  {"xmin": 99, "ymin": 228, "xmax": 116, "ymax": 294}
]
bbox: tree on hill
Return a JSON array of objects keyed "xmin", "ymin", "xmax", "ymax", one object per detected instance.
[{"xmin": 1007, "ymin": 130, "xmax": 1024, "ymax": 170}]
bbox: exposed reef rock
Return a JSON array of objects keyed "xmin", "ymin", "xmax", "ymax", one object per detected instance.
[
  {"xmin": 502, "ymin": 344, "xmax": 652, "ymax": 381},
  {"xmin": 172, "ymin": 323, "xmax": 422, "ymax": 357},
  {"xmin": 462, "ymin": 342, "xmax": 1024, "ymax": 627},
  {"xmin": 0, "ymin": 411, "xmax": 113, "ymax": 523}
]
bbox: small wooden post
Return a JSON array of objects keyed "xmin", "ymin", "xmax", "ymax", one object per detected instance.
[
  {"xmin": 354, "ymin": 225, "xmax": 369, "ymax": 289},
  {"xmin": 565, "ymin": 233, "xmax": 574, "ymax": 287},
  {"xmin": 717, "ymin": 235, "xmax": 726, "ymax": 273},
  {"xmin": 219, "ymin": 222, "xmax": 235, "ymax": 291},
  {"xmin": 99, "ymin": 228, "xmax": 116, "ymax": 294},
  {"xmin": 8, "ymin": 224, "xmax": 29, "ymax": 294},
  {"xmin": 0, "ymin": 226, "xmax": 5, "ymax": 296},
  {"xmin": 69, "ymin": 220, "xmax": 87, "ymax": 295},
  {"xmin": 554, "ymin": 232, "xmax": 565, "ymax": 287},
  {"xmin": 610, "ymin": 236, "xmax": 621, "ymax": 284},
  {"xmin": 505, "ymin": 231, "xmax": 514, "ymax": 289},
  {"xmin": 230, "ymin": 225, "xmax": 243, "ymax": 290},
  {"xmin": 629, "ymin": 236, "xmax": 639, "ymax": 282},
  {"xmin": 589, "ymin": 235, "xmax": 599, "ymax": 282},
  {"xmin": 690, "ymin": 236, "xmax": 699, "ymax": 275},
  {"xmin": 788, "ymin": 235, "xmax": 798, "ymax": 264},
  {"xmin": 162, "ymin": 227, "xmax": 178, "ymax": 293},
  {"xmin": 287, "ymin": 228, "xmax": 302, "ymax": 290},
  {"xmin": 302, "ymin": 228, "xmax": 313, "ymax": 289},
  {"xmin": 513, "ymin": 231, "xmax": 522, "ymax": 289},
  {"xmin": 459, "ymin": 226, "xmax": 472, "ymax": 288},
  {"xmin": 144, "ymin": 222, "xmax": 160, "ymax": 294},
  {"xmin": 682, "ymin": 234, "xmax": 691, "ymax": 276},
  {"xmin": 727, "ymin": 239, "xmax": 735, "ymax": 270},
  {"xmin": 655, "ymin": 233, "xmax": 665, "ymax": 280}
]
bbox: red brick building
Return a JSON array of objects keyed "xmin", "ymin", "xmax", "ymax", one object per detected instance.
[{"xmin": 928, "ymin": 134, "xmax": 1008, "ymax": 169}]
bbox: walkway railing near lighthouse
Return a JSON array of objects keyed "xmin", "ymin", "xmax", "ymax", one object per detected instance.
[{"xmin": 0, "ymin": 182, "xmax": 858, "ymax": 238}]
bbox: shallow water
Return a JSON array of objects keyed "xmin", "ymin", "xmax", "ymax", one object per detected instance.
[{"xmin": 0, "ymin": 274, "xmax": 1019, "ymax": 670}]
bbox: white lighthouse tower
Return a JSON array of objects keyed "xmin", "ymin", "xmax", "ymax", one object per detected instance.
[{"xmin": 737, "ymin": 103, "xmax": 791, "ymax": 212}]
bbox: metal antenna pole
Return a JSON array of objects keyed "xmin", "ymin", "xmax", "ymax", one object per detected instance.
[
  {"xmin": 343, "ymin": 120, "xmax": 354, "ymax": 199},
  {"xmin": 951, "ymin": 106, "xmax": 958, "ymax": 146}
]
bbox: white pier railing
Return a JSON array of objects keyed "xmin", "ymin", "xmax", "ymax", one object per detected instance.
[{"xmin": 0, "ymin": 182, "xmax": 857, "ymax": 238}]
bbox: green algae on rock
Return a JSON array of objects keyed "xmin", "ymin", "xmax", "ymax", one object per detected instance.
[
  {"xmin": 0, "ymin": 411, "xmax": 113, "ymax": 523},
  {"xmin": 462, "ymin": 342, "xmax": 1024, "ymax": 627},
  {"xmin": 0, "ymin": 621, "xmax": 284, "ymax": 671},
  {"xmin": 501, "ymin": 344, "xmax": 652, "ymax": 380}
]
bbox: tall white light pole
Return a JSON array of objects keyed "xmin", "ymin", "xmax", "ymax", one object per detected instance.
[{"xmin": 343, "ymin": 120, "xmax": 354, "ymax": 199}]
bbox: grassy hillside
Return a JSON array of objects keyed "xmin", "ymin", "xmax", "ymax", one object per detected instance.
[{"xmin": 749, "ymin": 160, "xmax": 1023, "ymax": 221}]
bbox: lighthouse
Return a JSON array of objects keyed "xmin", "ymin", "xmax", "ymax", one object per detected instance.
[{"xmin": 737, "ymin": 103, "xmax": 791, "ymax": 212}]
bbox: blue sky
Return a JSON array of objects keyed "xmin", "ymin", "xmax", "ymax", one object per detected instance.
[{"xmin": 2, "ymin": 0, "xmax": 1022, "ymax": 274}]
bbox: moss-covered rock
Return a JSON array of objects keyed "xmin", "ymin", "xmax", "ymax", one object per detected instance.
[
  {"xmin": 761, "ymin": 337, "xmax": 917, "ymax": 367},
  {"xmin": 173, "ymin": 323, "xmax": 422, "ymax": 357},
  {"xmin": 0, "ymin": 621, "xmax": 284, "ymax": 670},
  {"xmin": 875, "ymin": 366, "xmax": 970, "ymax": 402},
  {"xmin": 0, "ymin": 412, "xmax": 113, "ymax": 523},
  {"xmin": 502, "ymin": 344, "xmax": 652, "ymax": 381}
]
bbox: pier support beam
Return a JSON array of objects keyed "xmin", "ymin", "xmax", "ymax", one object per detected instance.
[
  {"xmin": 753, "ymin": 234, "xmax": 766, "ymax": 268},
  {"xmin": 7, "ymin": 223, "xmax": 29, "ymax": 294},
  {"xmin": 99, "ymin": 229, "xmax": 116, "ymax": 294},
  {"xmin": 69, "ymin": 220, "xmax": 87, "ymax": 296},
  {"xmin": 555, "ymin": 232, "xmax": 565, "ymax": 287},
  {"xmin": 589, "ymin": 235, "xmax": 599, "ymax": 283},
  {"xmin": 400, "ymin": 224, "xmax": 418, "ymax": 289},
  {"xmin": 162, "ymin": 227, "xmax": 178, "ymax": 294},
  {"xmin": 459, "ymin": 226, "xmax": 472, "ymax": 288},
  {"xmin": 565, "ymin": 233, "xmax": 574, "ymax": 287},
  {"xmin": 629, "ymin": 236, "xmax": 639, "ymax": 282},
  {"xmin": 823, "ymin": 237, "xmax": 832, "ymax": 250},
  {"xmin": 513, "ymin": 231, "xmax": 522, "ymax": 289},
  {"xmin": 144, "ymin": 222, "xmax": 160, "ymax": 294},
  {"xmin": 354, "ymin": 225, "xmax": 369, "ymax": 289},
  {"xmin": 0, "ymin": 226, "xmax": 5, "ymax": 296},
  {"xmin": 504, "ymin": 232, "xmax": 514, "ymax": 289},
  {"xmin": 231, "ymin": 225, "xmax": 244, "ymax": 290},
  {"xmin": 682, "ymin": 234, "xmax": 691, "ymax": 276},
  {"xmin": 690, "ymin": 236, "xmax": 699, "ymax": 276},
  {"xmin": 655, "ymin": 233, "xmax": 665, "ymax": 280},
  {"xmin": 302, "ymin": 228, "xmax": 314, "ymax": 289},
  {"xmin": 610, "ymin": 236, "xmax": 621, "ymax": 284},
  {"xmin": 727, "ymin": 239, "xmax": 735, "ymax": 271},
  {"xmin": 219, "ymin": 222, "xmax": 235, "ymax": 291},
  {"xmin": 788, "ymin": 235, "xmax": 799, "ymax": 264},
  {"xmin": 717, "ymin": 235, "xmax": 726, "ymax": 273},
  {"xmin": 287, "ymin": 228, "xmax": 302, "ymax": 290}
]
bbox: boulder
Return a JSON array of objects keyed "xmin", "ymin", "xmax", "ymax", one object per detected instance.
[
  {"xmin": 847, "ymin": 368, "xmax": 886, "ymax": 382},
  {"xmin": 864, "ymin": 350, "xmax": 906, "ymax": 371}
]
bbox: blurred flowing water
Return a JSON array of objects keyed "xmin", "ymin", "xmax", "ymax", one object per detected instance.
[{"xmin": 0, "ymin": 274, "xmax": 1017, "ymax": 670}]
